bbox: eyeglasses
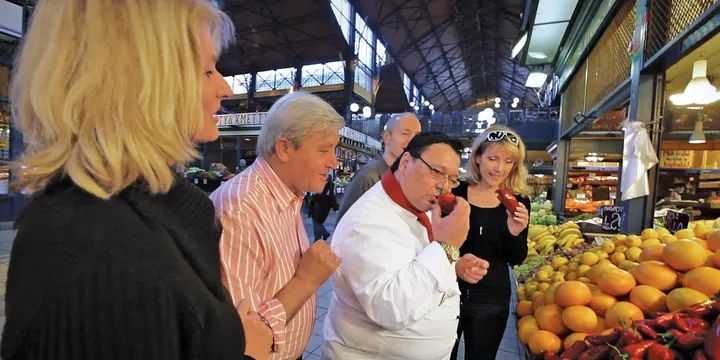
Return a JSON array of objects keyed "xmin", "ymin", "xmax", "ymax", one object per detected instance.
[
  {"xmin": 416, "ymin": 156, "xmax": 461, "ymax": 188},
  {"xmin": 486, "ymin": 130, "xmax": 519, "ymax": 146}
]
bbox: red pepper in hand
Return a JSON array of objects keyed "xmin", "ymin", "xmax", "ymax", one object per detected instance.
[
  {"xmin": 623, "ymin": 340, "xmax": 656, "ymax": 358},
  {"xmin": 437, "ymin": 192, "xmax": 457, "ymax": 214},
  {"xmin": 675, "ymin": 332, "xmax": 707, "ymax": 351},
  {"xmin": 648, "ymin": 342, "xmax": 676, "ymax": 360},
  {"xmin": 578, "ymin": 345, "xmax": 610, "ymax": 360},
  {"xmin": 694, "ymin": 349, "xmax": 709, "ymax": 360},
  {"xmin": 495, "ymin": 188, "xmax": 519, "ymax": 214},
  {"xmin": 586, "ymin": 329, "xmax": 622, "ymax": 347},
  {"xmin": 561, "ymin": 340, "xmax": 588, "ymax": 360}
]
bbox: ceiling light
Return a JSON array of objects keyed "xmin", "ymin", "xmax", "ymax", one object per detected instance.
[
  {"xmin": 511, "ymin": 103, "xmax": 518, "ymax": 108},
  {"xmin": 478, "ymin": 111, "xmax": 486, "ymax": 121},
  {"xmin": 669, "ymin": 60, "xmax": 720, "ymax": 105},
  {"xmin": 494, "ymin": 103, "xmax": 500, "ymax": 108},
  {"xmin": 429, "ymin": 104, "xmax": 434, "ymax": 110},
  {"xmin": 528, "ymin": 52, "xmax": 548, "ymax": 59},
  {"xmin": 414, "ymin": 105, "xmax": 420, "ymax": 111},
  {"xmin": 689, "ymin": 119, "xmax": 706, "ymax": 144},
  {"xmin": 349, "ymin": 103, "xmax": 360, "ymax": 112},
  {"xmin": 464, "ymin": 147, "xmax": 471, "ymax": 153},
  {"xmin": 424, "ymin": 101, "xmax": 430, "ymax": 106},
  {"xmin": 511, "ymin": 30, "xmax": 528, "ymax": 58},
  {"xmin": 526, "ymin": 71, "xmax": 548, "ymax": 88},
  {"xmin": 513, "ymin": 97, "xmax": 520, "ymax": 103},
  {"xmin": 483, "ymin": 108, "xmax": 494, "ymax": 116},
  {"xmin": 244, "ymin": 138, "xmax": 250, "ymax": 141},
  {"xmin": 362, "ymin": 106, "xmax": 372, "ymax": 118},
  {"xmin": 495, "ymin": 97, "xmax": 501, "ymax": 103},
  {"xmin": 409, "ymin": 101, "xmax": 415, "ymax": 107},
  {"xmin": 487, "ymin": 117, "xmax": 496, "ymax": 125}
]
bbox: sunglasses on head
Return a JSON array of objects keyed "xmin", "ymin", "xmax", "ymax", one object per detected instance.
[{"xmin": 486, "ymin": 130, "xmax": 519, "ymax": 146}]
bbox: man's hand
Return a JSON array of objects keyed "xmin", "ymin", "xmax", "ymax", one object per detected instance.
[
  {"xmin": 431, "ymin": 196, "xmax": 471, "ymax": 249},
  {"xmin": 295, "ymin": 240, "xmax": 341, "ymax": 289},
  {"xmin": 455, "ymin": 254, "xmax": 489, "ymax": 284},
  {"xmin": 237, "ymin": 299, "xmax": 273, "ymax": 360}
]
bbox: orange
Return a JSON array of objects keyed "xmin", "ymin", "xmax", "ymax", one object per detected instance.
[
  {"xmin": 694, "ymin": 224, "xmax": 714, "ymax": 240},
  {"xmin": 642, "ymin": 239, "xmax": 662, "ymax": 249},
  {"xmin": 517, "ymin": 301, "xmax": 533, "ymax": 317},
  {"xmin": 626, "ymin": 235, "xmax": 643, "ymax": 248},
  {"xmin": 611, "ymin": 252, "xmax": 626, "ymax": 266},
  {"xmin": 674, "ymin": 229, "xmax": 695, "ymax": 240},
  {"xmin": 554, "ymin": 281, "xmax": 593, "ymax": 307},
  {"xmin": 594, "ymin": 317, "xmax": 607, "ymax": 333},
  {"xmin": 518, "ymin": 316, "xmax": 540, "ymax": 344},
  {"xmin": 625, "ymin": 247, "xmax": 643, "ymax": 262},
  {"xmin": 532, "ymin": 292, "xmax": 547, "ymax": 312},
  {"xmin": 638, "ymin": 244, "xmax": 665, "ymax": 263},
  {"xmin": 564, "ymin": 332, "xmax": 589, "ymax": 350},
  {"xmin": 535, "ymin": 304, "xmax": 570, "ymax": 336},
  {"xmin": 528, "ymin": 330, "xmax": 562, "ymax": 355},
  {"xmin": 663, "ymin": 240, "xmax": 707, "ymax": 271},
  {"xmin": 544, "ymin": 282, "xmax": 560, "ymax": 305},
  {"xmin": 680, "ymin": 266, "xmax": 720, "ymax": 297},
  {"xmin": 597, "ymin": 268, "xmax": 636, "ymax": 296},
  {"xmin": 633, "ymin": 261, "xmax": 679, "ymax": 291},
  {"xmin": 707, "ymin": 231, "xmax": 720, "ymax": 252},
  {"xmin": 666, "ymin": 288, "xmax": 710, "ymax": 312},
  {"xmin": 642, "ymin": 229, "xmax": 660, "ymax": 240},
  {"xmin": 661, "ymin": 235, "xmax": 678, "ymax": 244},
  {"xmin": 605, "ymin": 302, "xmax": 644, "ymax": 329},
  {"xmin": 618, "ymin": 260, "xmax": 639, "ymax": 271},
  {"xmin": 629, "ymin": 285, "xmax": 668, "ymax": 314},
  {"xmin": 601, "ymin": 328, "xmax": 616, "ymax": 335},
  {"xmin": 714, "ymin": 250, "xmax": 720, "ymax": 269},
  {"xmin": 693, "ymin": 238, "xmax": 708, "ymax": 249},
  {"xmin": 589, "ymin": 291, "xmax": 618, "ymax": 317},
  {"xmin": 587, "ymin": 263, "xmax": 618, "ymax": 283},
  {"xmin": 562, "ymin": 305, "xmax": 598, "ymax": 333}
]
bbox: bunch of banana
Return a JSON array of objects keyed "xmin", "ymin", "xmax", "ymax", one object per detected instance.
[{"xmin": 556, "ymin": 223, "xmax": 584, "ymax": 250}]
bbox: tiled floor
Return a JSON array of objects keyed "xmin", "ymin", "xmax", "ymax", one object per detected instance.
[
  {"xmin": 0, "ymin": 212, "xmax": 524, "ymax": 359},
  {"xmin": 303, "ymin": 211, "xmax": 524, "ymax": 360}
]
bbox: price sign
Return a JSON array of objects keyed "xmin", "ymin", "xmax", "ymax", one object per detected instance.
[
  {"xmin": 664, "ymin": 210, "xmax": 690, "ymax": 233},
  {"xmin": 600, "ymin": 206, "xmax": 623, "ymax": 233}
]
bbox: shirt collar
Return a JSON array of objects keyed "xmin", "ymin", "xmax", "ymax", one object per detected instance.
[{"xmin": 252, "ymin": 157, "xmax": 301, "ymax": 208}]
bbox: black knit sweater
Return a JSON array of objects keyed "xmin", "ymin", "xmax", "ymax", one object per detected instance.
[{"xmin": 1, "ymin": 175, "xmax": 250, "ymax": 359}]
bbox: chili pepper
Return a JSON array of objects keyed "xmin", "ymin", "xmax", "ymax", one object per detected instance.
[
  {"xmin": 655, "ymin": 313, "xmax": 677, "ymax": 330},
  {"xmin": 561, "ymin": 340, "xmax": 587, "ymax": 360},
  {"xmin": 617, "ymin": 327, "xmax": 643, "ymax": 347},
  {"xmin": 674, "ymin": 316, "xmax": 710, "ymax": 332},
  {"xmin": 635, "ymin": 322, "xmax": 658, "ymax": 340},
  {"xmin": 675, "ymin": 332, "xmax": 707, "ymax": 352},
  {"xmin": 545, "ymin": 351, "xmax": 561, "ymax": 360},
  {"xmin": 684, "ymin": 304, "xmax": 715, "ymax": 319},
  {"xmin": 648, "ymin": 342, "xmax": 676, "ymax": 360},
  {"xmin": 586, "ymin": 329, "xmax": 622, "ymax": 347},
  {"xmin": 693, "ymin": 349, "xmax": 709, "ymax": 360},
  {"xmin": 623, "ymin": 340, "xmax": 656, "ymax": 358},
  {"xmin": 657, "ymin": 329, "xmax": 684, "ymax": 344},
  {"xmin": 578, "ymin": 345, "xmax": 610, "ymax": 360},
  {"xmin": 704, "ymin": 316, "xmax": 719, "ymax": 360}
]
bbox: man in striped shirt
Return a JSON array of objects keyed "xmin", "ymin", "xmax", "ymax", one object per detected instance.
[{"xmin": 211, "ymin": 91, "xmax": 343, "ymax": 360}]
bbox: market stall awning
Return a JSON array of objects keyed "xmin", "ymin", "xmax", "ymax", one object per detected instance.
[
  {"xmin": 218, "ymin": 0, "xmax": 349, "ymax": 76},
  {"xmin": 374, "ymin": 63, "xmax": 412, "ymax": 114}
]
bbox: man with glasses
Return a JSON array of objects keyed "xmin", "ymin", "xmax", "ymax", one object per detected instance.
[{"xmin": 320, "ymin": 132, "xmax": 490, "ymax": 360}]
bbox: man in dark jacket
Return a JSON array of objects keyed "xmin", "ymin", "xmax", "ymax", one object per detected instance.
[{"xmin": 310, "ymin": 175, "xmax": 339, "ymax": 241}]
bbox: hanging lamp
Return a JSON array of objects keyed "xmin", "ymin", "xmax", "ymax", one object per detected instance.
[{"xmin": 669, "ymin": 59, "xmax": 720, "ymax": 105}]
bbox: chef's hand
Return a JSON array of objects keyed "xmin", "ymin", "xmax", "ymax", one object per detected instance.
[
  {"xmin": 507, "ymin": 202, "xmax": 529, "ymax": 236},
  {"xmin": 455, "ymin": 253, "xmax": 489, "ymax": 284}
]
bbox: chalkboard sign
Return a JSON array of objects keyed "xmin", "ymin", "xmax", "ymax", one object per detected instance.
[
  {"xmin": 600, "ymin": 206, "xmax": 623, "ymax": 232},
  {"xmin": 664, "ymin": 210, "xmax": 690, "ymax": 233}
]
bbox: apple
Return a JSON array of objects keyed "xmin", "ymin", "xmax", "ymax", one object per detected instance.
[
  {"xmin": 437, "ymin": 192, "xmax": 457, "ymax": 214},
  {"xmin": 495, "ymin": 188, "xmax": 518, "ymax": 214}
]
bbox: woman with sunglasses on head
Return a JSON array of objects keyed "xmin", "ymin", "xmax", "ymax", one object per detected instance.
[{"xmin": 449, "ymin": 124, "xmax": 532, "ymax": 360}]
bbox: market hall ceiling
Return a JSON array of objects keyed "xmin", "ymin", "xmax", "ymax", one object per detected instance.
[{"xmin": 217, "ymin": 0, "xmax": 537, "ymax": 111}]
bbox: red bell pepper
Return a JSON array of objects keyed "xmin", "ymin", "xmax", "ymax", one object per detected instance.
[
  {"xmin": 578, "ymin": 345, "xmax": 610, "ymax": 360},
  {"xmin": 586, "ymin": 329, "xmax": 622, "ymax": 347},
  {"xmin": 648, "ymin": 341, "xmax": 676, "ymax": 360},
  {"xmin": 561, "ymin": 340, "xmax": 587, "ymax": 360},
  {"xmin": 705, "ymin": 316, "xmax": 720, "ymax": 360},
  {"xmin": 675, "ymin": 332, "xmax": 707, "ymax": 351}
]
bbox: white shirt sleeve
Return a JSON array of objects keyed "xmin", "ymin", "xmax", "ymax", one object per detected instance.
[{"xmin": 337, "ymin": 220, "xmax": 460, "ymax": 332}]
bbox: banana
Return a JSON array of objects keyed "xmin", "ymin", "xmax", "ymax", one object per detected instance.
[
  {"xmin": 540, "ymin": 245, "xmax": 555, "ymax": 255},
  {"xmin": 528, "ymin": 226, "xmax": 546, "ymax": 239},
  {"xmin": 573, "ymin": 237, "xmax": 586, "ymax": 246},
  {"xmin": 531, "ymin": 230, "xmax": 550, "ymax": 242},
  {"xmin": 537, "ymin": 235, "xmax": 557, "ymax": 245},
  {"xmin": 528, "ymin": 241, "xmax": 537, "ymax": 248},
  {"xmin": 562, "ymin": 235, "xmax": 580, "ymax": 250},
  {"xmin": 558, "ymin": 228, "xmax": 583, "ymax": 240},
  {"xmin": 562, "ymin": 222, "xmax": 580, "ymax": 230}
]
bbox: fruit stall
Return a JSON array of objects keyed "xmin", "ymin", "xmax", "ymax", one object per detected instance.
[{"xmin": 514, "ymin": 218, "xmax": 720, "ymax": 360}]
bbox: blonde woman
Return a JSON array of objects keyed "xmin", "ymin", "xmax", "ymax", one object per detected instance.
[
  {"xmin": 449, "ymin": 125, "xmax": 531, "ymax": 360},
  {"xmin": 1, "ymin": 1, "xmax": 272, "ymax": 359}
]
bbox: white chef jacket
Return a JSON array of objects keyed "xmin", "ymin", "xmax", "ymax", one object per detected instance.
[{"xmin": 321, "ymin": 182, "xmax": 461, "ymax": 360}]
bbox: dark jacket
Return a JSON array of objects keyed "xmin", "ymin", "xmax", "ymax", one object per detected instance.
[
  {"xmin": 1, "ymin": 175, "xmax": 250, "ymax": 360},
  {"xmin": 310, "ymin": 180, "xmax": 339, "ymax": 224}
]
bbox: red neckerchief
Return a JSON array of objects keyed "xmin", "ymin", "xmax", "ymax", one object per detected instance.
[{"xmin": 381, "ymin": 169, "xmax": 435, "ymax": 242}]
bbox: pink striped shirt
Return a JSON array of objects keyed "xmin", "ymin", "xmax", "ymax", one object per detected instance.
[{"xmin": 210, "ymin": 157, "xmax": 315, "ymax": 360}]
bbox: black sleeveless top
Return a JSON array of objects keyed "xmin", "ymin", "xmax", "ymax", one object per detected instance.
[{"xmin": 452, "ymin": 182, "xmax": 530, "ymax": 301}]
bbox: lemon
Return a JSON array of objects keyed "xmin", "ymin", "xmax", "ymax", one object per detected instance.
[
  {"xmin": 602, "ymin": 242, "xmax": 616, "ymax": 254},
  {"xmin": 581, "ymin": 252, "xmax": 600, "ymax": 266}
]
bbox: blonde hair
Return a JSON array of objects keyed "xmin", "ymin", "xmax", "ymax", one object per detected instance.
[
  {"xmin": 466, "ymin": 124, "xmax": 532, "ymax": 197},
  {"xmin": 11, "ymin": 0, "xmax": 235, "ymax": 199}
]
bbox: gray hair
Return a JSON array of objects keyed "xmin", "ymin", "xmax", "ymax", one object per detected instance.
[{"xmin": 257, "ymin": 91, "xmax": 346, "ymax": 159}]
